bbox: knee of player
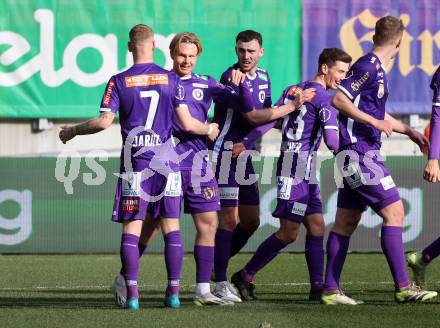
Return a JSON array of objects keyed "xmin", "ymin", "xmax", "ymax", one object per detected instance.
[
  {"xmin": 240, "ymin": 218, "xmax": 260, "ymax": 233},
  {"xmin": 306, "ymin": 223, "xmax": 325, "ymax": 237},
  {"xmin": 276, "ymin": 230, "xmax": 297, "ymax": 244},
  {"xmin": 218, "ymin": 215, "xmax": 239, "ymax": 231}
]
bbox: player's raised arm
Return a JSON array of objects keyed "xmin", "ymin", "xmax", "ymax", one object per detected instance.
[
  {"xmin": 239, "ymin": 83, "xmax": 316, "ymax": 125},
  {"xmin": 332, "ymin": 89, "xmax": 392, "ymax": 137},
  {"xmin": 59, "ymin": 112, "xmax": 115, "ymax": 144},
  {"xmin": 383, "ymin": 112, "xmax": 429, "ymax": 153},
  {"xmin": 174, "ymin": 105, "xmax": 219, "ymax": 141}
]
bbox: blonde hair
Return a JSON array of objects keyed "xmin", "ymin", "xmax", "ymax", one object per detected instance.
[
  {"xmin": 129, "ymin": 24, "xmax": 154, "ymax": 44},
  {"xmin": 169, "ymin": 32, "xmax": 202, "ymax": 56}
]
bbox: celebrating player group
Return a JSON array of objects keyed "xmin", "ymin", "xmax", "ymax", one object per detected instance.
[{"xmin": 59, "ymin": 15, "xmax": 440, "ymax": 310}]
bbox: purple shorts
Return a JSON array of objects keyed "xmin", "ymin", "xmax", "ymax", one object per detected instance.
[
  {"xmin": 336, "ymin": 147, "xmax": 401, "ymax": 213},
  {"xmin": 215, "ymin": 154, "xmax": 260, "ymax": 207},
  {"xmin": 181, "ymin": 169, "xmax": 220, "ymax": 214},
  {"xmin": 112, "ymin": 170, "xmax": 182, "ymax": 222},
  {"xmin": 272, "ymin": 177, "xmax": 323, "ymax": 223}
]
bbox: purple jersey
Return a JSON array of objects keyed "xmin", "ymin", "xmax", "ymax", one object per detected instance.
[
  {"xmin": 428, "ymin": 66, "xmax": 440, "ymax": 160},
  {"xmin": 337, "ymin": 52, "xmax": 388, "ymax": 150},
  {"xmin": 172, "ymin": 73, "xmax": 238, "ymax": 170},
  {"xmin": 100, "ymin": 63, "xmax": 181, "ymax": 170},
  {"xmin": 275, "ymin": 81, "xmax": 338, "ymax": 181},
  {"xmin": 211, "ymin": 64, "xmax": 272, "ymax": 158}
]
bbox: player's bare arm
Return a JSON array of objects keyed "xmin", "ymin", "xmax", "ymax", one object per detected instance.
[
  {"xmin": 384, "ymin": 112, "xmax": 429, "ymax": 152},
  {"xmin": 242, "ymin": 88, "xmax": 316, "ymax": 125},
  {"xmin": 59, "ymin": 112, "xmax": 115, "ymax": 144},
  {"xmin": 175, "ymin": 105, "xmax": 219, "ymax": 141},
  {"xmin": 332, "ymin": 89, "xmax": 393, "ymax": 137}
]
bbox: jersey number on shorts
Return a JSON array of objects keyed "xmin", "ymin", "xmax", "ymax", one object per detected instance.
[{"xmin": 140, "ymin": 90, "xmax": 159, "ymax": 130}]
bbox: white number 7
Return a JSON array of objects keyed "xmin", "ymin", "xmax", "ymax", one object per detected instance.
[{"xmin": 140, "ymin": 90, "xmax": 160, "ymax": 130}]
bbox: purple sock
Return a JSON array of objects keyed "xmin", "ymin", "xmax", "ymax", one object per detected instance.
[
  {"xmin": 164, "ymin": 230, "xmax": 184, "ymax": 296},
  {"xmin": 422, "ymin": 236, "xmax": 440, "ymax": 263},
  {"xmin": 214, "ymin": 229, "xmax": 233, "ymax": 282},
  {"xmin": 120, "ymin": 233, "xmax": 140, "ymax": 299},
  {"xmin": 229, "ymin": 223, "xmax": 254, "ymax": 258},
  {"xmin": 305, "ymin": 235, "xmax": 324, "ymax": 291},
  {"xmin": 243, "ymin": 233, "xmax": 286, "ymax": 280},
  {"xmin": 381, "ymin": 226, "xmax": 410, "ymax": 289},
  {"xmin": 194, "ymin": 245, "xmax": 215, "ymax": 283},
  {"xmin": 323, "ymin": 232, "xmax": 350, "ymax": 293}
]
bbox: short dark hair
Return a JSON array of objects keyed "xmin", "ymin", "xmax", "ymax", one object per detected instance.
[
  {"xmin": 373, "ymin": 16, "xmax": 404, "ymax": 46},
  {"xmin": 318, "ymin": 48, "xmax": 352, "ymax": 72},
  {"xmin": 235, "ymin": 30, "xmax": 263, "ymax": 46}
]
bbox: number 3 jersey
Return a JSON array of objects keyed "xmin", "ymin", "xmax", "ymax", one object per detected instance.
[
  {"xmin": 100, "ymin": 63, "xmax": 182, "ymax": 171},
  {"xmin": 275, "ymin": 81, "xmax": 338, "ymax": 181}
]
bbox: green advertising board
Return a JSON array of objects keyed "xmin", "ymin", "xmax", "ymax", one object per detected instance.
[
  {"xmin": 0, "ymin": 155, "xmax": 439, "ymax": 253},
  {"xmin": 0, "ymin": 0, "xmax": 301, "ymax": 118}
]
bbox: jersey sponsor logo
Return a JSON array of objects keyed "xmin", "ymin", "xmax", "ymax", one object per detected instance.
[
  {"xmin": 377, "ymin": 83, "xmax": 385, "ymax": 99},
  {"xmin": 165, "ymin": 172, "xmax": 182, "ymax": 197},
  {"xmin": 219, "ymin": 187, "xmax": 239, "ymax": 200},
  {"xmin": 380, "ymin": 175, "xmax": 396, "ymax": 191},
  {"xmin": 319, "ymin": 107, "xmax": 331, "ymax": 122},
  {"xmin": 350, "ymin": 71, "xmax": 369, "ymax": 91},
  {"xmin": 258, "ymin": 84, "xmax": 268, "ymax": 90},
  {"xmin": 257, "ymin": 72, "xmax": 268, "ymax": 81},
  {"xmin": 122, "ymin": 196, "xmax": 139, "ymax": 214},
  {"xmin": 122, "ymin": 172, "xmax": 141, "ymax": 197},
  {"xmin": 125, "ymin": 74, "xmax": 169, "ymax": 87},
  {"xmin": 176, "ymin": 84, "xmax": 185, "ymax": 100},
  {"xmin": 370, "ymin": 57, "xmax": 376, "ymax": 63},
  {"xmin": 287, "ymin": 85, "xmax": 303, "ymax": 97},
  {"xmin": 192, "ymin": 83, "xmax": 208, "ymax": 88},
  {"xmin": 103, "ymin": 80, "xmax": 115, "ymax": 106},
  {"xmin": 192, "ymin": 88, "xmax": 204, "ymax": 101},
  {"xmin": 291, "ymin": 202, "xmax": 307, "ymax": 216},
  {"xmin": 277, "ymin": 176, "xmax": 293, "ymax": 200},
  {"xmin": 258, "ymin": 90, "xmax": 266, "ymax": 103}
]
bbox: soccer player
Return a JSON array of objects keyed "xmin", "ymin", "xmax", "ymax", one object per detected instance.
[
  {"xmin": 59, "ymin": 24, "xmax": 219, "ymax": 310},
  {"xmin": 211, "ymin": 30, "xmax": 315, "ymax": 302},
  {"xmin": 320, "ymin": 16, "xmax": 437, "ymax": 305},
  {"xmin": 231, "ymin": 48, "xmax": 351, "ymax": 301},
  {"xmin": 406, "ymin": 65, "xmax": 440, "ymax": 287}
]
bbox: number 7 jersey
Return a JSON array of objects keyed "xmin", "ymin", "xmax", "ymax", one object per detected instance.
[{"xmin": 99, "ymin": 63, "xmax": 182, "ymax": 165}]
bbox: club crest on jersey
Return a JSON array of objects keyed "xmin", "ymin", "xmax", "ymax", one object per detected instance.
[
  {"xmin": 175, "ymin": 84, "xmax": 185, "ymax": 100},
  {"xmin": 125, "ymin": 74, "xmax": 169, "ymax": 87},
  {"xmin": 202, "ymin": 187, "xmax": 217, "ymax": 200},
  {"xmin": 258, "ymin": 90, "xmax": 266, "ymax": 103},
  {"xmin": 350, "ymin": 72, "xmax": 369, "ymax": 91},
  {"xmin": 319, "ymin": 107, "xmax": 331, "ymax": 122},
  {"xmin": 377, "ymin": 83, "xmax": 385, "ymax": 99},
  {"xmin": 192, "ymin": 88, "xmax": 204, "ymax": 101}
]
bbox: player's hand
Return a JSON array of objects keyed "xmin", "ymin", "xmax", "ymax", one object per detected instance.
[
  {"xmin": 292, "ymin": 88, "xmax": 316, "ymax": 110},
  {"xmin": 408, "ymin": 129, "xmax": 430, "ymax": 153},
  {"xmin": 59, "ymin": 126, "xmax": 76, "ymax": 144},
  {"xmin": 373, "ymin": 119, "xmax": 393, "ymax": 137},
  {"xmin": 232, "ymin": 143, "xmax": 246, "ymax": 158},
  {"xmin": 423, "ymin": 159, "xmax": 440, "ymax": 183},
  {"xmin": 229, "ymin": 69, "xmax": 245, "ymax": 86},
  {"xmin": 207, "ymin": 123, "xmax": 219, "ymax": 142}
]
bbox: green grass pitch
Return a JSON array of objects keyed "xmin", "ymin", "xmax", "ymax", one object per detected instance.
[{"xmin": 1, "ymin": 253, "xmax": 439, "ymax": 327}]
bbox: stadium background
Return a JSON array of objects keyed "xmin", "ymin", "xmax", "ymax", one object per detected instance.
[{"xmin": 1, "ymin": 0, "xmax": 440, "ymax": 253}]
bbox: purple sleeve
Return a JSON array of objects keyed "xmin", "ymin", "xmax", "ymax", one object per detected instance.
[
  {"xmin": 209, "ymin": 77, "xmax": 240, "ymax": 109},
  {"xmin": 337, "ymin": 60, "xmax": 377, "ymax": 101},
  {"xmin": 428, "ymin": 106, "xmax": 440, "ymax": 160},
  {"xmin": 99, "ymin": 77, "xmax": 119, "ymax": 113},
  {"xmin": 264, "ymin": 74, "xmax": 272, "ymax": 107},
  {"xmin": 241, "ymin": 121, "xmax": 276, "ymax": 149},
  {"xmin": 323, "ymin": 128, "xmax": 339, "ymax": 153},
  {"xmin": 238, "ymin": 81, "xmax": 254, "ymax": 113}
]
